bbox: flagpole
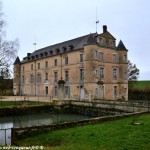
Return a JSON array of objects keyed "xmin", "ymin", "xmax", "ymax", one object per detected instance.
[{"xmin": 96, "ymin": 7, "xmax": 99, "ymax": 33}]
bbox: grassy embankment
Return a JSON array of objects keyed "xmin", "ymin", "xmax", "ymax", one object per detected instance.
[
  {"xmin": 129, "ymin": 80, "xmax": 150, "ymax": 100},
  {"xmin": 17, "ymin": 114, "xmax": 150, "ymax": 150},
  {"xmin": 131, "ymin": 81, "xmax": 150, "ymax": 90}
]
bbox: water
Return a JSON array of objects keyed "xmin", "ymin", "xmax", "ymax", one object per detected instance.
[{"xmin": 0, "ymin": 113, "xmax": 90, "ymax": 145}]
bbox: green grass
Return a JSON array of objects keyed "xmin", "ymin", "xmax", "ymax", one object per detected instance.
[
  {"xmin": 0, "ymin": 101, "xmax": 46, "ymax": 108},
  {"xmin": 17, "ymin": 114, "xmax": 150, "ymax": 150},
  {"xmin": 130, "ymin": 80, "xmax": 150, "ymax": 90}
]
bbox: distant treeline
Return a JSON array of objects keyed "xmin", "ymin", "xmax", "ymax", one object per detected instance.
[{"xmin": 0, "ymin": 78, "xmax": 13, "ymax": 96}]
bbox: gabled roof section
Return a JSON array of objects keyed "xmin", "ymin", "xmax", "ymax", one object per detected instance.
[
  {"xmin": 14, "ymin": 57, "xmax": 20, "ymax": 65},
  {"xmin": 99, "ymin": 31, "xmax": 116, "ymax": 40},
  {"xmin": 98, "ymin": 25, "xmax": 116, "ymax": 40},
  {"xmin": 117, "ymin": 40, "xmax": 128, "ymax": 51}
]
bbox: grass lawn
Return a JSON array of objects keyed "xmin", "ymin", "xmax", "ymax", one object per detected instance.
[
  {"xmin": 17, "ymin": 113, "xmax": 150, "ymax": 150},
  {"xmin": 0, "ymin": 101, "xmax": 46, "ymax": 108},
  {"xmin": 131, "ymin": 80, "xmax": 150, "ymax": 90}
]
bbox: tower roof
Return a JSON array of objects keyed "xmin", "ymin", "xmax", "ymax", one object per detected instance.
[
  {"xmin": 14, "ymin": 57, "xmax": 21, "ymax": 65},
  {"xmin": 117, "ymin": 40, "xmax": 128, "ymax": 51}
]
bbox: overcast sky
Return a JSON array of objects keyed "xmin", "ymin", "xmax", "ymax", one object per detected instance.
[{"xmin": 2, "ymin": 0, "xmax": 150, "ymax": 80}]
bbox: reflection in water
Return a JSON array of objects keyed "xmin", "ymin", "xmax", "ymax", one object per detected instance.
[{"xmin": 0, "ymin": 113, "xmax": 90, "ymax": 145}]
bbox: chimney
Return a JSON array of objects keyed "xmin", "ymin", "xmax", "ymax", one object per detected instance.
[{"xmin": 103, "ymin": 25, "xmax": 107, "ymax": 33}]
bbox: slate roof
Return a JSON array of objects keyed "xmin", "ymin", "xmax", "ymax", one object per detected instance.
[
  {"xmin": 14, "ymin": 57, "xmax": 21, "ymax": 65},
  {"xmin": 21, "ymin": 33, "xmax": 97, "ymax": 63},
  {"xmin": 85, "ymin": 34, "xmax": 98, "ymax": 45},
  {"xmin": 117, "ymin": 40, "xmax": 128, "ymax": 51}
]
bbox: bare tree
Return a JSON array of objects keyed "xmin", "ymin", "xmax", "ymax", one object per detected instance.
[
  {"xmin": 0, "ymin": 1, "xmax": 19, "ymax": 79},
  {"xmin": 128, "ymin": 60, "xmax": 140, "ymax": 81}
]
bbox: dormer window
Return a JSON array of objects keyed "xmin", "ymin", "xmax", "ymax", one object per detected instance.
[
  {"xmin": 63, "ymin": 46, "xmax": 67, "ymax": 52},
  {"xmin": 32, "ymin": 56, "xmax": 35, "ymax": 60},
  {"xmin": 49, "ymin": 50, "xmax": 53, "ymax": 55},
  {"xmin": 28, "ymin": 57, "xmax": 30, "ymax": 60},
  {"xmin": 56, "ymin": 48, "xmax": 60, "ymax": 53},
  {"xmin": 45, "ymin": 52, "xmax": 48, "ymax": 56},
  {"xmin": 99, "ymin": 37, "xmax": 103, "ymax": 43},
  {"xmin": 69, "ymin": 45, "xmax": 74, "ymax": 50},
  {"xmin": 36, "ymin": 54, "xmax": 39, "ymax": 58},
  {"xmin": 40, "ymin": 53, "xmax": 43, "ymax": 57}
]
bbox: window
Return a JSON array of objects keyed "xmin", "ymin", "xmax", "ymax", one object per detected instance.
[
  {"xmin": 69, "ymin": 45, "xmax": 74, "ymax": 50},
  {"xmin": 45, "ymin": 61, "xmax": 48, "ymax": 68},
  {"xmin": 30, "ymin": 74, "xmax": 34, "ymax": 83},
  {"xmin": 54, "ymin": 86, "xmax": 58, "ymax": 97},
  {"xmin": 99, "ymin": 38, "xmax": 103, "ymax": 44},
  {"xmin": 22, "ymin": 66, "xmax": 25, "ymax": 72},
  {"xmin": 37, "ymin": 74, "xmax": 41, "ymax": 84},
  {"xmin": 80, "ymin": 69, "xmax": 84, "ymax": 81},
  {"xmin": 124, "ymin": 71, "xmax": 128, "ymax": 80},
  {"xmin": 123, "ymin": 55, "xmax": 127, "ymax": 61},
  {"xmin": 22, "ymin": 75, "xmax": 25, "ymax": 84},
  {"xmin": 95, "ymin": 50, "xmax": 98, "ymax": 58},
  {"xmin": 65, "ymin": 86, "xmax": 69, "ymax": 98},
  {"xmin": 112, "ymin": 54, "xmax": 117, "ymax": 63},
  {"xmin": 124, "ymin": 88, "xmax": 127, "ymax": 95},
  {"xmin": 95, "ymin": 69, "xmax": 98, "ymax": 77},
  {"xmin": 100, "ymin": 67, "xmax": 104, "ymax": 79},
  {"xmin": 54, "ymin": 72, "xmax": 58, "ymax": 81},
  {"xmin": 80, "ymin": 54, "xmax": 84, "ymax": 62},
  {"xmin": 49, "ymin": 50, "xmax": 53, "ymax": 55},
  {"xmin": 40, "ymin": 53, "xmax": 43, "ymax": 57},
  {"xmin": 65, "ymin": 56, "xmax": 68, "ymax": 65},
  {"xmin": 65, "ymin": 71, "xmax": 69, "ymax": 81},
  {"xmin": 113, "ymin": 68, "xmax": 117, "ymax": 80},
  {"xmin": 38, "ymin": 63, "xmax": 40, "ymax": 70},
  {"xmin": 45, "ymin": 72, "xmax": 48, "ymax": 80},
  {"xmin": 54, "ymin": 59, "xmax": 57, "ymax": 66},
  {"xmin": 63, "ymin": 47, "xmax": 67, "ymax": 52},
  {"xmin": 31, "ymin": 64, "xmax": 33, "ymax": 71},
  {"xmin": 45, "ymin": 86, "xmax": 48, "ymax": 95},
  {"xmin": 114, "ymin": 86, "xmax": 117, "ymax": 97},
  {"xmin": 112, "ymin": 41, "xmax": 116, "ymax": 47},
  {"xmin": 56, "ymin": 48, "xmax": 60, "ymax": 53},
  {"xmin": 99, "ymin": 52, "xmax": 104, "ymax": 61}
]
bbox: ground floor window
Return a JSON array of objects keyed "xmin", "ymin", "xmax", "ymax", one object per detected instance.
[
  {"xmin": 54, "ymin": 86, "xmax": 58, "ymax": 97},
  {"xmin": 114, "ymin": 86, "xmax": 117, "ymax": 97},
  {"xmin": 45, "ymin": 86, "xmax": 48, "ymax": 96},
  {"xmin": 64, "ymin": 86, "xmax": 70, "ymax": 98}
]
